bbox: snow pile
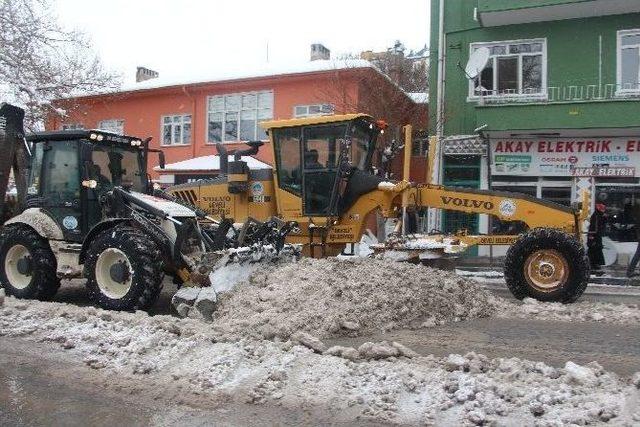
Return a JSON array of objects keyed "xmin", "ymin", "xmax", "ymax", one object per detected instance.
[
  {"xmin": 495, "ymin": 297, "xmax": 640, "ymax": 325},
  {"xmin": 0, "ymin": 297, "xmax": 638, "ymax": 425},
  {"xmin": 209, "ymin": 257, "xmax": 496, "ymax": 340}
]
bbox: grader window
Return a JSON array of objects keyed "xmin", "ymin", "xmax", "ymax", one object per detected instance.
[
  {"xmin": 302, "ymin": 124, "xmax": 347, "ymax": 215},
  {"xmin": 273, "ymin": 127, "xmax": 302, "ymax": 196},
  {"xmin": 348, "ymin": 120, "xmax": 376, "ymax": 171},
  {"xmin": 303, "ymin": 124, "xmax": 345, "ymax": 170}
]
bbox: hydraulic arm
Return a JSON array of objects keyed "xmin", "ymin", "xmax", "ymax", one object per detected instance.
[{"xmin": 0, "ymin": 103, "xmax": 30, "ymax": 216}]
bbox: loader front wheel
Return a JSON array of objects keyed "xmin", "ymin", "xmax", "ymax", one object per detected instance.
[
  {"xmin": 504, "ymin": 228, "xmax": 589, "ymax": 303},
  {"xmin": 85, "ymin": 226, "xmax": 164, "ymax": 311},
  {"xmin": 0, "ymin": 225, "xmax": 61, "ymax": 300}
]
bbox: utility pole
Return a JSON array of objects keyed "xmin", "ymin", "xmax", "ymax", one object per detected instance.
[{"xmin": 429, "ymin": 0, "xmax": 446, "ymax": 232}]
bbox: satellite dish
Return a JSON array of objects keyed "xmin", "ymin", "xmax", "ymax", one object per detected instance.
[{"xmin": 465, "ymin": 47, "xmax": 490, "ymax": 79}]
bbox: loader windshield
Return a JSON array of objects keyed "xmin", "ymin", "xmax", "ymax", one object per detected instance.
[{"xmin": 90, "ymin": 144, "xmax": 146, "ymax": 192}]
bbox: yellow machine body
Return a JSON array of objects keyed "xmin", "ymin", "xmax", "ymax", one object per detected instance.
[{"xmin": 170, "ymin": 175, "xmax": 277, "ymax": 223}]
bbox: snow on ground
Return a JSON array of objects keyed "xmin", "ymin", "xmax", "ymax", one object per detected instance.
[
  {"xmin": 494, "ymin": 297, "xmax": 640, "ymax": 325},
  {"xmin": 201, "ymin": 258, "xmax": 640, "ymax": 336},
  {"xmin": 210, "ymin": 257, "xmax": 495, "ymax": 340},
  {"xmin": 0, "ymin": 296, "xmax": 638, "ymax": 425},
  {"xmin": 2, "ymin": 258, "xmax": 640, "ymax": 424}
]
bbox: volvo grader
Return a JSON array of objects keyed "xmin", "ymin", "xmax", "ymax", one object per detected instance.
[{"xmin": 168, "ymin": 113, "xmax": 592, "ymax": 303}]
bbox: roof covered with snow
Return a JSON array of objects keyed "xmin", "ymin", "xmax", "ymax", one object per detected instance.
[
  {"xmin": 156, "ymin": 155, "xmax": 272, "ymax": 172},
  {"xmin": 407, "ymin": 92, "xmax": 429, "ymax": 104},
  {"xmin": 58, "ymin": 59, "xmax": 422, "ymax": 107},
  {"xmin": 115, "ymin": 59, "xmax": 375, "ymax": 94}
]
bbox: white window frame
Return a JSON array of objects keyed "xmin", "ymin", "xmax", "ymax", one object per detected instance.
[
  {"xmin": 616, "ymin": 29, "xmax": 640, "ymax": 96},
  {"xmin": 97, "ymin": 119, "xmax": 124, "ymax": 135},
  {"xmin": 161, "ymin": 114, "xmax": 192, "ymax": 146},
  {"xmin": 206, "ymin": 90, "xmax": 273, "ymax": 144},
  {"xmin": 491, "ymin": 177, "xmax": 572, "ymax": 200},
  {"xmin": 467, "ymin": 38, "xmax": 548, "ymax": 102},
  {"xmin": 293, "ymin": 103, "xmax": 334, "ymax": 118}
]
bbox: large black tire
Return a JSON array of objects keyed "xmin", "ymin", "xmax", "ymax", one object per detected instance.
[
  {"xmin": 84, "ymin": 225, "xmax": 164, "ymax": 311},
  {"xmin": 0, "ymin": 224, "xmax": 61, "ymax": 300},
  {"xmin": 504, "ymin": 228, "xmax": 589, "ymax": 303}
]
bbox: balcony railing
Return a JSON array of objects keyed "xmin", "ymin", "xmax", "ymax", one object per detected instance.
[
  {"xmin": 473, "ymin": 83, "xmax": 640, "ymax": 105},
  {"xmin": 548, "ymin": 83, "xmax": 640, "ymax": 102}
]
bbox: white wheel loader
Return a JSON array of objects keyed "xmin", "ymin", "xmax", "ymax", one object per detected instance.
[{"xmin": 0, "ymin": 103, "xmax": 299, "ymax": 311}]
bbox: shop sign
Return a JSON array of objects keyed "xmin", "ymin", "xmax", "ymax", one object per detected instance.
[
  {"xmin": 571, "ymin": 166, "xmax": 636, "ymax": 177},
  {"xmin": 490, "ymin": 138, "xmax": 640, "ymax": 176}
]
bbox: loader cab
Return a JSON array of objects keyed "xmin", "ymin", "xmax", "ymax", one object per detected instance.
[
  {"xmin": 25, "ymin": 130, "xmax": 152, "ymax": 241},
  {"xmin": 266, "ymin": 114, "xmax": 383, "ymax": 217}
]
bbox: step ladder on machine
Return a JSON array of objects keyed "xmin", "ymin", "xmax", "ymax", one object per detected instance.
[{"xmin": 308, "ymin": 223, "xmax": 328, "ymax": 258}]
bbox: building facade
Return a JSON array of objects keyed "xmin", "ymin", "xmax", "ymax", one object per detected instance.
[
  {"xmin": 50, "ymin": 58, "xmax": 427, "ymax": 185},
  {"xmin": 429, "ymin": 0, "xmax": 640, "ymax": 261}
]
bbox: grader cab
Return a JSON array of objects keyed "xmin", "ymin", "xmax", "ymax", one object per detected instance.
[{"xmin": 169, "ymin": 113, "xmax": 592, "ymax": 303}]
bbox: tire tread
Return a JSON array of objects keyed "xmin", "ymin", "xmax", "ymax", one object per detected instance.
[
  {"xmin": 504, "ymin": 228, "xmax": 589, "ymax": 303},
  {"xmin": 84, "ymin": 224, "xmax": 163, "ymax": 310},
  {"xmin": 0, "ymin": 224, "xmax": 61, "ymax": 300}
]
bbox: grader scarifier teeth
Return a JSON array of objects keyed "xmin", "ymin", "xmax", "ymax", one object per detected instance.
[{"xmin": 186, "ymin": 219, "xmax": 302, "ymax": 289}]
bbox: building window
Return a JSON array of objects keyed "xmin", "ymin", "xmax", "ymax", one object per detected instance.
[
  {"xmin": 161, "ymin": 114, "xmax": 191, "ymax": 145},
  {"xmin": 61, "ymin": 123, "xmax": 84, "ymax": 130},
  {"xmin": 617, "ymin": 29, "xmax": 640, "ymax": 94},
  {"xmin": 207, "ymin": 91, "xmax": 273, "ymax": 143},
  {"xmin": 411, "ymin": 130, "xmax": 429, "ymax": 157},
  {"xmin": 293, "ymin": 103, "xmax": 334, "ymax": 118},
  {"xmin": 595, "ymin": 179, "xmax": 640, "ymax": 241},
  {"xmin": 98, "ymin": 119, "xmax": 124, "ymax": 135},
  {"xmin": 469, "ymin": 39, "xmax": 546, "ymax": 99}
]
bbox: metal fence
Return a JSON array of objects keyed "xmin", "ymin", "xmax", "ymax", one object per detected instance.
[{"xmin": 547, "ymin": 83, "xmax": 639, "ymax": 102}]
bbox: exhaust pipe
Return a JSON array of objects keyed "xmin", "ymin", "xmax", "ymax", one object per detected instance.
[{"xmin": 216, "ymin": 143, "xmax": 228, "ymax": 175}]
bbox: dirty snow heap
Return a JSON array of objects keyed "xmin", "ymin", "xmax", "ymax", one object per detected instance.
[{"xmin": 179, "ymin": 257, "xmax": 497, "ymax": 340}]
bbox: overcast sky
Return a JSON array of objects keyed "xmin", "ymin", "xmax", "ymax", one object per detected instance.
[{"xmin": 53, "ymin": 0, "xmax": 430, "ymax": 84}]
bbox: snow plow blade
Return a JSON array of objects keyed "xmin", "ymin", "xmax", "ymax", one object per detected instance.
[{"xmin": 171, "ymin": 217, "xmax": 302, "ymax": 319}]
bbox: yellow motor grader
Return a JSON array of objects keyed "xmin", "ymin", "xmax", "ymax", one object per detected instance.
[{"xmin": 168, "ymin": 113, "xmax": 592, "ymax": 303}]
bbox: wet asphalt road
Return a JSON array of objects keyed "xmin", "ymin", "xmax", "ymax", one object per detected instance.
[{"xmin": 328, "ymin": 317, "xmax": 640, "ymax": 377}]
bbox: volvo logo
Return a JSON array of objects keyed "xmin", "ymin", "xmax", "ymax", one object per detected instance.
[{"xmin": 441, "ymin": 196, "xmax": 494, "ymax": 210}]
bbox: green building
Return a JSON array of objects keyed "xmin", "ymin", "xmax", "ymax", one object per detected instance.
[{"xmin": 429, "ymin": 0, "xmax": 640, "ymax": 262}]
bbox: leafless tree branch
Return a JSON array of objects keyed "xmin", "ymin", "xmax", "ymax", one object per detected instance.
[{"xmin": 0, "ymin": 0, "xmax": 121, "ymax": 130}]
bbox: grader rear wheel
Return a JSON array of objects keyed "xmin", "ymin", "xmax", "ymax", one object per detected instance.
[
  {"xmin": 504, "ymin": 228, "xmax": 589, "ymax": 303},
  {"xmin": 524, "ymin": 249, "xmax": 569, "ymax": 292}
]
